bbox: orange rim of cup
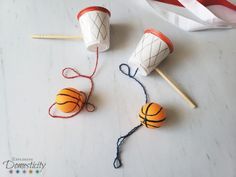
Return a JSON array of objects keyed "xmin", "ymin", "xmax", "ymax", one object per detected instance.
[
  {"xmin": 77, "ymin": 6, "xmax": 111, "ymax": 20},
  {"xmin": 144, "ymin": 29, "xmax": 174, "ymax": 53}
]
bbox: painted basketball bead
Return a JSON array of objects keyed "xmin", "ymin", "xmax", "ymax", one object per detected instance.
[
  {"xmin": 55, "ymin": 88, "xmax": 86, "ymax": 113},
  {"xmin": 139, "ymin": 102, "xmax": 166, "ymax": 128}
]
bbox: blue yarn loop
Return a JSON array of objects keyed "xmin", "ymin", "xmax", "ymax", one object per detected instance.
[
  {"xmin": 113, "ymin": 63, "xmax": 149, "ymax": 169},
  {"xmin": 119, "ymin": 63, "xmax": 149, "ymax": 103}
]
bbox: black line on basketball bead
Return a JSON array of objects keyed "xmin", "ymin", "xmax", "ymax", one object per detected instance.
[
  {"xmin": 140, "ymin": 103, "xmax": 152, "ymax": 115},
  {"xmin": 141, "ymin": 106, "xmax": 144, "ymax": 115},
  {"xmin": 140, "ymin": 121, "xmax": 160, "ymax": 128},
  {"xmin": 141, "ymin": 106, "xmax": 145, "ymax": 115},
  {"xmin": 141, "ymin": 104, "xmax": 163, "ymax": 116},
  {"xmin": 56, "ymin": 93, "xmax": 79, "ymax": 101},
  {"xmin": 55, "ymin": 101, "xmax": 81, "ymax": 113},
  {"xmin": 68, "ymin": 104, "xmax": 78, "ymax": 113},
  {"xmin": 63, "ymin": 88, "xmax": 81, "ymax": 95},
  {"xmin": 139, "ymin": 115, "xmax": 166, "ymax": 123},
  {"xmin": 147, "ymin": 107, "xmax": 163, "ymax": 116},
  {"xmin": 56, "ymin": 91, "xmax": 83, "ymax": 112},
  {"xmin": 56, "ymin": 101, "xmax": 81, "ymax": 109},
  {"xmin": 69, "ymin": 94, "xmax": 82, "ymax": 113},
  {"xmin": 144, "ymin": 103, "xmax": 153, "ymax": 127}
]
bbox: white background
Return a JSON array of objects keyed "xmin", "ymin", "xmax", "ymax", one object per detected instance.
[{"xmin": 0, "ymin": 0, "xmax": 236, "ymax": 177}]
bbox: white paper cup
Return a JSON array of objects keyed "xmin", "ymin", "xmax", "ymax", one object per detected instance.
[
  {"xmin": 129, "ymin": 29, "xmax": 174, "ymax": 76},
  {"xmin": 77, "ymin": 6, "xmax": 111, "ymax": 52}
]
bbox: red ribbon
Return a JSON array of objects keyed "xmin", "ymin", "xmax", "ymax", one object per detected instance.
[{"xmin": 156, "ymin": 0, "xmax": 236, "ymax": 10}]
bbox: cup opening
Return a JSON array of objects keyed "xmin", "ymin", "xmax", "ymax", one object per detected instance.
[
  {"xmin": 144, "ymin": 29, "xmax": 174, "ymax": 53},
  {"xmin": 77, "ymin": 6, "xmax": 111, "ymax": 20},
  {"xmin": 87, "ymin": 41, "xmax": 109, "ymax": 52}
]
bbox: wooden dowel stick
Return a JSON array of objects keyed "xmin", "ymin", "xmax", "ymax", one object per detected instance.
[
  {"xmin": 155, "ymin": 68, "xmax": 197, "ymax": 109},
  {"xmin": 31, "ymin": 34, "xmax": 82, "ymax": 40}
]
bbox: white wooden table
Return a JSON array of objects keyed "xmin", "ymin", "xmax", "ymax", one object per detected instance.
[{"xmin": 0, "ymin": 0, "xmax": 236, "ymax": 177}]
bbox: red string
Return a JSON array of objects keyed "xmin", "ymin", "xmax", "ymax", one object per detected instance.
[{"xmin": 48, "ymin": 47, "xmax": 99, "ymax": 118}]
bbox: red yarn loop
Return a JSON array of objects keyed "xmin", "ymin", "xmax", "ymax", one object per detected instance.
[
  {"xmin": 49, "ymin": 47, "xmax": 99, "ymax": 119},
  {"xmin": 62, "ymin": 67, "xmax": 82, "ymax": 79},
  {"xmin": 48, "ymin": 102, "xmax": 85, "ymax": 119}
]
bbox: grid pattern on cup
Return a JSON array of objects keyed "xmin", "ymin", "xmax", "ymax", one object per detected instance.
[
  {"xmin": 133, "ymin": 33, "xmax": 168, "ymax": 73},
  {"xmin": 88, "ymin": 12, "xmax": 108, "ymax": 40}
]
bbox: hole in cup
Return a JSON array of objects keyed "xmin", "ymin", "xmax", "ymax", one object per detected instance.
[
  {"xmin": 87, "ymin": 41, "xmax": 109, "ymax": 52},
  {"xmin": 128, "ymin": 61, "xmax": 149, "ymax": 76}
]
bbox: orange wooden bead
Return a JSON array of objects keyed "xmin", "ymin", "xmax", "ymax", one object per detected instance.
[
  {"xmin": 55, "ymin": 88, "xmax": 86, "ymax": 113},
  {"xmin": 139, "ymin": 102, "xmax": 166, "ymax": 128}
]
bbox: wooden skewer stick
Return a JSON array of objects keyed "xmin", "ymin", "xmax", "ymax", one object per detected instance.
[
  {"xmin": 31, "ymin": 34, "xmax": 82, "ymax": 40},
  {"xmin": 155, "ymin": 68, "xmax": 197, "ymax": 109}
]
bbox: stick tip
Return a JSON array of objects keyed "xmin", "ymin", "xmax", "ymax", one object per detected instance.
[{"xmin": 190, "ymin": 102, "xmax": 197, "ymax": 109}]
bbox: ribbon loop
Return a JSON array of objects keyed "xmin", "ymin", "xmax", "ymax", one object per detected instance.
[{"xmin": 147, "ymin": 0, "xmax": 236, "ymax": 31}]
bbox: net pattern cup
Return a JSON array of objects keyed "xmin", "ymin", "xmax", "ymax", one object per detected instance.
[
  {"xmin": 88, "ymin": 12, "xmax": 108, "ymax": 41},
  {"xmin": 130, "ymin": 33, "xmax": 169, "ymax": 75}
]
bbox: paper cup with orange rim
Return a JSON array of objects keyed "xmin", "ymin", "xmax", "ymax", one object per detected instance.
[
  {"xmin": 129, "ymin": 28, "xmax": 174, "ymax": 76},
  {"xmin": 128, "ymin": 29, "xmax": 197, "ymax": 109},
  {"xmin": 77, "ymin": 6, "xmax": 111, "ymax": 52}
]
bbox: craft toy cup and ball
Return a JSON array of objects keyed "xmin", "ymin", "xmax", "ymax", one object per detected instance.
[
  {"xmin": 129, "ymin": 29, "xmax": 197, "ymax": 109},
  {"xmin": 113, "ymin": 29, "xmax": 197, "ymax": 169},
  {"xmin": 34, "ymin": 6, "xmax": 111, "ymax": 118},
  {"xmin": 32, "ymin": 6, "xmax": 197, "ymax": 169}
]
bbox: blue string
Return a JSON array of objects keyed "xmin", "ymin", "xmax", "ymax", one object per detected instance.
[
  {"xmin": 119, "ymin": 63, "xmax": 149, "ymax": 103},
  {"xmin": 113, "ymin": 63, "xmax": 149, "ymax": 168}
]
